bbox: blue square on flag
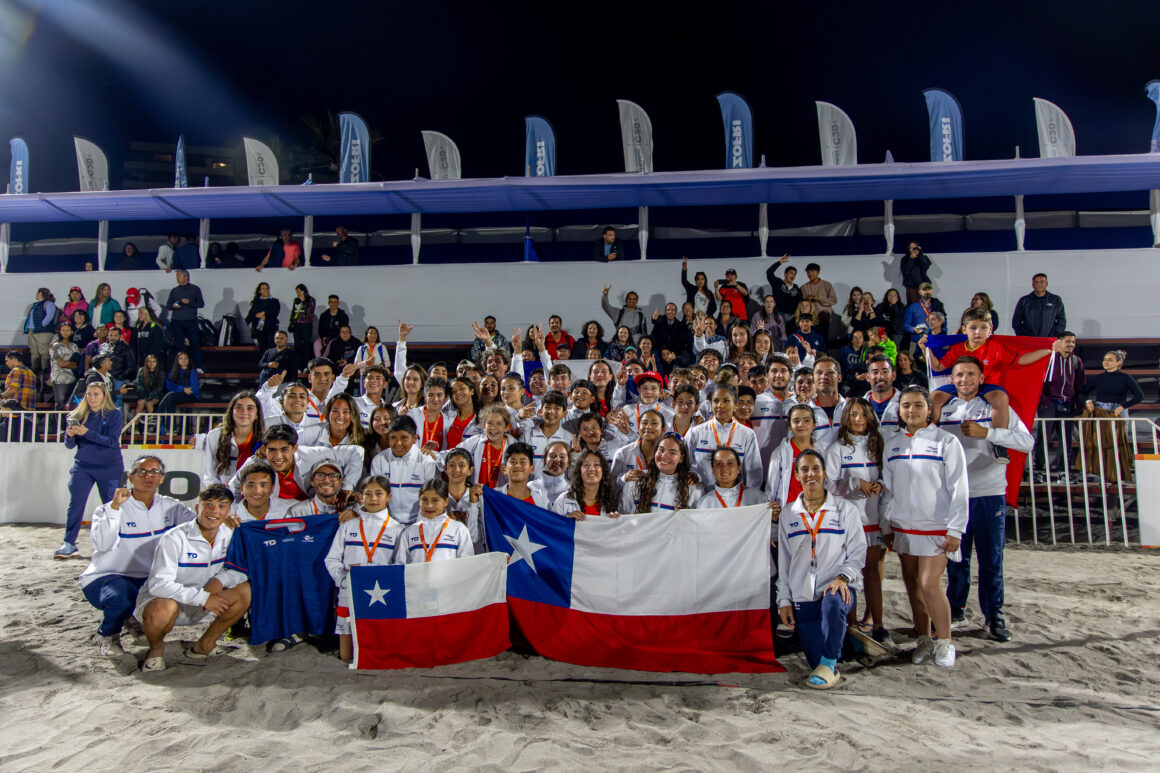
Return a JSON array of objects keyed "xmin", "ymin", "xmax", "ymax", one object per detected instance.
[
  {"xmin": 482, "ymin": 487, "xmax": 574, "ymax": 608},
  {"xmin": 349, "ymin": 565, "xmax": 407, "ymax": 620}
]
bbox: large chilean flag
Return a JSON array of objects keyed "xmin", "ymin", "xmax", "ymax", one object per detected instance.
[
  {"xmin": 349, "ymin": 553, "xmax": 510, "ymax": 669},
  {"xmin": 482, "ymin": 488, "xmax": 781, "ymax": 674}
]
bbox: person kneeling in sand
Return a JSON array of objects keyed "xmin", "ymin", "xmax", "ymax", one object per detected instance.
[{"xmin": 135, "ymin": 484, "xmax": 251, "ymax": 672}]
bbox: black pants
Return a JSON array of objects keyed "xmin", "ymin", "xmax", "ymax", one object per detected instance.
[
  {"xmin": 1034, "ymin": 398, "xmax": 1076, "ymax": 474},
  {"xmin": 252, "ymin": 325, "xmax": 276, "ymax": 354},
  {"xmin": 169, "ymin": 319, "xmax": 203, "ymax": 370},
  {"xmin": 291, "ymin": 323, "xmax": 313, "ymax": 374}
]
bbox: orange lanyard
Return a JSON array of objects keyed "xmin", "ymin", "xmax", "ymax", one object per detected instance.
[
  {"xmin": 711, "ymin": 419, "xmax": 738, "ymax": 449},
  {"xmin": 481, "ymin": 438, "xmax": 506, "ymax": 487},
  {"xmin": 800, "ymin": 506, "xmax": 827, "ymax": 560},
  {"xmin": 920, "ymin": 300, "xmax": 932, "ymax": 324},
  {"xmin": 635, "ymin": 441, "xmax": 647, "ymax": 470},
  {"xmin": 419, "ymin": 519, "xmax": 450, "ymax": 562},
  {"xmin": 714, "ymin": 485, "xmax": 744, "ymax": 508},
  {"xmin": 423, "ymin": 412, "xmax": 443, "ymax": 448},
  {"xmin": 359, "ymin": 512, "xmax": 391, "ymax": 563}
]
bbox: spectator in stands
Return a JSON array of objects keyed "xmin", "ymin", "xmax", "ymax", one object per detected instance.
[
  {"xmin": 57, "ymin": 380, "xmax": 124, "ymax": 559},
  {"xmin": 75, "ymin": 355, "xmax": 113, "ymax": 402},
  {"xmin": 90, "ymin": 283, "xmax": 120, "ymax": 327},
  {"xmin": 593, "ymin": 225, "xmax": 626, "ymax": 262},
  {"xmin": 174, "ymin": 232, "xmax": 199, "ymax": 269},
  {"xmin": 324, "ymin": 325, "xmax": 361, "ymax": 370},
  {"xmin": 63, "ymin": 286, "xmax": 88, "ymax": 319},
  {"xmin": 714, "ymin": 268, "xmax": 750, "ymax": 322},
  {"xmin": 894, "ymin": 350, "xmax": 927, "ymax": 390},
  {"xmin": 971, "ymin": 292, "xmax": 1000, "ymax": 332},
  {"xmin": 166, "ymin": 269, "xmax": 205, "ymax": 375},
  {"xmin": 318, "ymin": 295, "xmax": 349, "ymax": 353},
  {"xmin": 765, "ymin": 254, "xmax": 800, "ymax": 327},
  {"xmin": 788, "ymin": 314, "xmax": 826, "ymax": 359},
  {"xmin": 839, "ymin": 287, "xmax": 863, "ymax": 332},
  {"xmin": 876, "ymin": 288, "xmax": 906, "ymax": 342},
  {"xmin": 1034, "ymin": 331, "xmax": 1085, "ymax": 484},
  {"xmin": 206, "ymin": 241, "xmax": 226, "ymax": 267},
  {"xmin": 72, "ymin": 309, "xmax": 95, "ymax": 350},
  {"xmin": 680, "ymin": 258, "xmax": 718, "ymax": 318},
  {"xmin": 900, "ymin": 241, "xmax": 933, "ymax": 304},
  {"xmin": 49, "ymin": 323, "xmax": 81, "ymax": 410},
  {"xmin": 468, "ymin": 316, "xmax": 509, "ymax": 364},
  {"xmin": 23, "ymin": 287, "xmax": 57, "ymax": 386},
  {"xmin": 258, "ymin": 331, "xmax": 293, "ymax": 384},
  {"xmin": 118, "ymin": 242, "xmax": 144, "ymax": 271},
  {"xmin": 133, "ymin": 306, "xmax": 167, "ymax": 373},
  {"xmin": 0, "ymin": 398, "xmax": 37, "ymax": 441},
  {"xmin": 108, "ymin": 309, "xmax": 132, "ymax": 345},
  {"xmin": 651, "ymin": 302, "xmax": 693, "ymax": 366},
  {"xmin": 837, "ymin": 330, "xmax": 867, "ymax": 392},
  {"xmin": 846, "ymin": 292, "xmax": 880, "ymax": 336},
  {"xmin": 574, "ymin": 320, "xmax": 606, "ymax": 360},
  {"xmin": 3, "ymin": 351, "xmax": 37, "ymax": 410},
  {"xmin": 1082, "ymin": 350, "xmax": 1143, "ymax": 416},
  {"xmin": 256, "ymin": 228, "xmax": 302, "ymax": 271},
  {"xmin": 865, "ymin": 326, "xmax": 897, "ymax": 365},
  {"xmin": 155, "ymin": 232, "xmax": 181, "ymax": 273},
  {"xmin": 223, "ymin": 242, "xmax": 246, "ymax": 265},
  {"xmin": 104, "ymin": 327, "xmax": 136, "ymax": 409},
  {"xmin": 604, "ymin": 326, "xmax": 633, "ymax": 362},
  {"xmin": 544, "ymin": 315, "xmax": 574, "ymax": 359},
  {"xmin": 356, "ymin": 325, "xmax": 390, "ymax": 367},
  {"xmin": 319, "ymin": 225, "xmax": 360, "ymax": 266},
  {"xmin": 84, "ymin": 324, "xmax": 108, "ymax": 371},
  {"xmin": 158, "ymin": 351, "xmax": 200, "ymax": 414},
  {"xmin": 750, "ymin": 294, "xmax": 787, "ymax": 347},
  {"xmin": 800, "ymin": 263, "xmax": 838, "ymax": 339},
  {"xmin": 1011, "ymin": 273, "xmax": 1067, "ymax": 338},
  {"xmin": 134, "ymin": 354, "xmax": 164, "ymax": 417},
  {"xmin": 927, "ymin": 311, "xmax": 947, "ymax": 336},
  {"xmin": 902, "ymin": 282, "xmax": 946, "ymax": 336},
  {"xmin": 288, "ymin": 284, "xmax": 316, "ymax": 376},
  {"xmin": 601, "ymin": 285, "xmax": 647, "ymax": 342},
  {"xmin": 246, "ymin": 282, "xmax": 280, "ymax": 353}
]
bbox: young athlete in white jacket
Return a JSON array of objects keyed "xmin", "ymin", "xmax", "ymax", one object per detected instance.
[
  {"xmin": 368, "ymin": 415, "xmax": 439, "ymax": 524},
  {"xmin": 619, "ymin": 433, "xmax": 703, "ymax": 513},
  {"xmin": 694, "ymin": 447, "xmax": 769, "ymax": 509},
  {"xmin": 395, "ymin": 479, "xmax": 474, "ymax": 564},
  {"xmin": 443, "ymin": 448, "xmax": 485, "ymax": 553},
  {"xmin": 201, "ymin": 392, "xmax": 264, "ymax": 486},
  {"xmin": 553, "ymin": 449, "xmax": 623, "ymax": 519},
  {"xmin": 230, "ymin": 460, "xmax": 293, "ymax": 522},
  {"xmin": 684, "ymin": 385, "xmax": 762, "ymax": 489},
  {"xmin": 881, "ymin": 386, "xmax": 969, "ymax": 670}
]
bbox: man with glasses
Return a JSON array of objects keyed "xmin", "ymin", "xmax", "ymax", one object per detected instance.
[
  {"xmin": 288, "ymin": 460, "xmax": 351, "ymax": 517},
  {"xmin": 77, "ymin": 455, "xmax": 197, "ymax": 658}
]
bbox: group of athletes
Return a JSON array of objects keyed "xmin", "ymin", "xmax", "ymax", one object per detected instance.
[{"xmin": 68, "ymin": 273, "xmax": 1049, "ymax": 689}]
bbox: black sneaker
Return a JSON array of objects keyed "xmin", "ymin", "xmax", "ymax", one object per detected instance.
[
  {"xmin": 950, "ymin": 609, "xmax": 967, "ymax": 629},
  {"xmin": 992, "ymin": 444, "xmax": 1010, "ymax": 465},
  {"xmin": 987, "ymin": 614, "xmax": 1012, "ymax": 642}
]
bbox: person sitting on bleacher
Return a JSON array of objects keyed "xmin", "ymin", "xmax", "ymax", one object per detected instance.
[
  {"xmin": 157, "ymin": 351, "xmax": 200, "ymax": 416},
  {"xmin": 258, "ymin": 331, "xmax": 294, "ymax": 384}
]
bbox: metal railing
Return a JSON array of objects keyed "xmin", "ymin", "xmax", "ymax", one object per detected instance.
[
  {"xmin": 0, "ymin": 410, "xmax": 218, "ymax": 446},
  {"xmin": 1019, "ymin": 415, "xmax": 1157, "ymax": 547}
]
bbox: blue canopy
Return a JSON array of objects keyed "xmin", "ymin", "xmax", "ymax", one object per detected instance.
[{"xmin": 2, "ymin": 153, "xmax": 1159, "ymax": 223}]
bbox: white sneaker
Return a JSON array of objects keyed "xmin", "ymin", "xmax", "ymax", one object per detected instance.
[
  {"xmin": 98, "ymin": 634, "xmax": 125, "ymax": 658},
  {"xmin": 142, "ymin": 656, "xmax": 166, "ymax": 672},
  {"xmin": 933, "ymin": 638, "xmax": 957, "ymax": 669},
  {"xmin": 911, "ymin": 635, "xmax": 933, "ymax": 665}
]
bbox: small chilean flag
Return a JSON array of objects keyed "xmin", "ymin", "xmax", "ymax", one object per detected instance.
[
  {"xmin": 349, "ymin": 553, "xmax": 510, "ymax": 669},
  {"xmin": 482, "ymin": 488, "xmax": 782, "ymax": 674}
]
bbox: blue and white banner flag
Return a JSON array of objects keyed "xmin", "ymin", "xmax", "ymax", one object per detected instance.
[
  {"xmin": 716, "ymin": 92, "xmax": 754, "ymax": 169},
  {"xmin": 923, "ymin": 89, "xmax": 964, "ymax": 162},
  {"xmin": 242, "ymin": 137, "xmax": 279, "ymax": 186},
  {"xmin": 815, "ymin": 101, "xmax": 857, "ymax": 166},
  {"xmin": 1146, "ymin": 81, "xmax": 1160, "ymax": 152},
  {"xmin": 175, "ymin": 135, "xmax": 188, "ymax": 188},
  {"xmin": 73, "ymin": 136, "xmax": 108, "ymax": 192},
  {"xmin": 617, "ymin": 99, "xmax": 654, "ymax": 173},
  {"xmin": 1033, "ymin": 98, "xmax": 1076, "ymax": 158},
  {"xmin": 338, "ymin": 112, "xmax": 371, "ymax": 183},
  {"xmin": 524, "ymin": 116, "xmax": 556, "ymax": 177},
  {"xmin": 421, "ymin": 131, "xmax": 462, "ymax": 180},
  {"xmin": 9, "ymin": 137, "xmax": 28, "ymax": 194}
]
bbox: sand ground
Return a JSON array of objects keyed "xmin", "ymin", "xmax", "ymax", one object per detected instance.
[{"xmin": 2, "ymin": 524, "xmax": 1158, "ymax": 772}]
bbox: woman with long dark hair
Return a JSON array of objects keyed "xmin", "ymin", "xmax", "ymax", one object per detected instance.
[
  {"xmin": 553, "ymin": 450, "xmax": 621, "ymax": 519},
  {"xmin": 620, "ymin": 432, "xmax": 703, "ymax": 513},
  {"xmin": 133, "ymin": 354, "xmax": 164, "ymax": 417},
  {"xmin": 575, "ymin": 320, "xmax": 606, "ymax": 359},
  {"xmin": 680, "ymin": 257, "xmax": 717, "ymax": 318},
  {"xmin": 203, "ymin": 391, "xmax": 264, "ymax": 486},
  {"xmin": 288, "ymin": 283, "xmax": 315, "ymax": 376},
  {"xmin": 246, "ymin": 282, "xmax": 281, "ymax": 353},
  {"xmin": 157, "ymin": 352, "xmax": 200, "ymax": 414},
  {"xmin": 49, "ymin": 322, "xmax": 81, "ymax": 410},
  {"xmin": 90, "ymin": 282, "xmax": 121, "ymax": 327}
]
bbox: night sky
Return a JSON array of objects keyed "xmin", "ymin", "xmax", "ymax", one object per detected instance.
[{"xmin": 1, "ymin": 0, "xmax": 1158, "ymax": 191}]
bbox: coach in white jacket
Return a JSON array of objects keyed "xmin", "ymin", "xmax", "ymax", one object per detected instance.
[
  {"xmin": 136, "ymin": 484, "xmax": 251, "ymax": 672},
  {"xmin": 937, "ymin": 356, "xmax": 1033, "ymax": 643}
]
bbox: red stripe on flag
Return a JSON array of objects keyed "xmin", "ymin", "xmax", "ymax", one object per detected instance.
[
  {"xmin": 992, "ymin": 335, "xmax": 1054, "ymax": 506},
  {"xmin": 509, "ymin": 597, "xmax": 783, "ymax": 674},
  {"xmin": 353, "ymin": 602, "xmax": 510, "ymax": 669}
]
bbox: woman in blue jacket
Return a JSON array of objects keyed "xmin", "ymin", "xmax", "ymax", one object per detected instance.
[
  {"xmin": 158, "ymin": 351, "xmax": 201, "ymax": 413},
  {"xmin": 57, "ymin": 379, "xmax": 124, "ymax": 559}
]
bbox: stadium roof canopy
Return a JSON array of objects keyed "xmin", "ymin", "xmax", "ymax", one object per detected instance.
[{"xmin": 2, "ymin": 153, "xmax": 1159, "ymax": 223}]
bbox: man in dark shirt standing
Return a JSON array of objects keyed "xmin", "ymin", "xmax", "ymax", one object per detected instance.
[
  {"xmin": 319, "ymin": 226, "xmax": 360, "ymax": 266},
  {"xmin": 900, "ymin": 242, "xmax": 933, "ymax": 305},
  {"xmin": 1011, "ymin": 273, "xmax": 1067, "ymax": 338},
  {"xmin": 593, "ymin": 226, "xmax": 627, "ymax": 262},
  {"xmin": 167, "ymin": 269, "xmax": 206, "ymax": 374},
  {"xmin": 765, "ymin": 254, "xmax": 800, "ymax": 328},
  {"xmin": 1033, "ymin": 331, "xmax": 1085, "ymax": 484},
  {"xmin": 258, "ymin": 330, "xmax": 294, "ymax": 384},
  {"xmin": 317, "ymin": 295, "xmax": 349, "ymax": 353},
  {"xmin": 650, "ymin": 302, "xmax": 693, "ymax": 367}
]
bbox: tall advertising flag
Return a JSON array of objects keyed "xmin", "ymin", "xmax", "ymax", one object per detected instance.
[
  {"xmin": 715, "ymin": 92, "xmax": 754, "ymax": 169},
  {"xmin": 617, "ymin": 99, "xmax": 654, "ymax": 173},
  {"xmin": 175, "ymin": 135, "xmax": 188, "ymax": 188},
  {"xmin": 524, "ymin": 116, "xmax": 556, "ymax": 177},
  {"xmin": 815, "ymin": 101, "xmax": 857, "ymax": 166},
  {"xmin": 73, "ymin": 137, "xmax": 108, "ymax": 192},
  {"xmin": 1146, "ymin": 81, "xmax": 1160, "ymax": 152},
  {"xmin": 1033, "ymin": 98, "xmax": 1076, "ymax": 158},
  {"xmin": 421, "ymin": 131, "xmax": 462, "ymax": 180},
  {"xmin": 923, "ymin": 88, "xmax": 964, "ymax": 162},
  {"xmin": 242, "ymin": 137, "xmax": 280, "ymax": 186},
  {"xmin": 338, "ymin": 112, "xmax": 371, "ymax": 183},
  {"xmin": 9, "ymin": 137, "xmax": 28, "ymax": 194}
]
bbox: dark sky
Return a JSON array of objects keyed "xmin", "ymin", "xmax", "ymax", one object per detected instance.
[{"xmin": 2, "ymin": 0, "xmax": 1158, "ymax": 191}]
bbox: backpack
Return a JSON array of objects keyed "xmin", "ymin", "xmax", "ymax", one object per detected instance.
[
  {"xmin": 218, "ymin": 314, "xmax": 240, "ymax": 346},
  {"xmin": 197, "ymin": 316, "xmax": 219, "ymax": 347}
]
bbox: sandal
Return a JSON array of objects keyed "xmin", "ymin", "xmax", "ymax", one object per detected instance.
[
  {"xmin": 806, "ymin": 663, "xmax": 841, "ymax": 690},
  {"xmin": 142, "ymin": 656, "xmax": 166, "ymax": 672},
  {"xmin": 266, "ymin": 634, "xmax": 304, "ymax": 653}
]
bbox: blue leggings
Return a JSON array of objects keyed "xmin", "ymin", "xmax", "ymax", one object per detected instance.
[
  {"xmin": 794, "ymin": 589, "xmax": 856, "ymax": 669},
  {"xmin": 81, "ymin": 574, "xmax": 146, "ymax": 636},
  {"xmin": 64, "ymin": 467, "xmax": 121, "ymax": 545}
]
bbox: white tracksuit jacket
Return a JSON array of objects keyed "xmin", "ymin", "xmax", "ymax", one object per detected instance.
[
  {"xmin": 78, "ymin": 495, "xmax": 197, "ymax": 589},
  {"xmin": 776, "ymin": 494, "xmax": 866, "ymax": 607},
  {"xmin": 939, "ymin": 394, "xmax": 1034, "ymax": 498},
  {"xmin": 880, "ymin": 425, "xmax": 970, "ymax": 538}
]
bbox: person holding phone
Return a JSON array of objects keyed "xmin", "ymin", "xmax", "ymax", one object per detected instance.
[
  {"xmin": 57, "ymin": 379, "xmax": 124, "ymax": 560},
  {"xmin": 901, "ymin": 241, "xmax": 933, "ymax": 305}
]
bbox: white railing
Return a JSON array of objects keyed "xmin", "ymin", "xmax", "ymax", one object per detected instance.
[
  {"xmin": 0, "ymin": 410, "xmax": 218, "ymax": 446},
  {"xmin": 1019, "ymin": 415, "xmax": 1157, "ymax": 548}
]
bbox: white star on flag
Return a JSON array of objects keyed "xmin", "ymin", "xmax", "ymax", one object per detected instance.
[
  {"xmin": 504, "ymin": 525, "xmax": 547, "ymax": 573},
  {"xmin": 365, "ymin": 580, "xmax": 390, "ymax": 607}
]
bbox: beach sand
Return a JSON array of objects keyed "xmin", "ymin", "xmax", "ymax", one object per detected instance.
[{"xmin": 2, "ymin": 524, "xmax": 1158, "ymax": 772}]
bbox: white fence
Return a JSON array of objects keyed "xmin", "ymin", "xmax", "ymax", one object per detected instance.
[{"xmin": 0, "ymin": 410, "xmax": 218, "ymax": 445}]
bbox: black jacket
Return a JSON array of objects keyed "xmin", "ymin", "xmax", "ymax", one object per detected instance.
[
  {"xmin": 106, "ymin": 341, "xmax": 136, "ymax": 380},
  {"xmin": 134, "ymin": 321, "xmax": 168, "ymax": 366},
  {"xmin": 900, "ymin": 252, "xmax": 932, "ymax": 289},
  {"xmin": 318, "ymin": 309, "xmax": 349, "ymax": 341},
  {"xmin": 259, "ymin": 346, "xmax": 294, "ymax": 383},
  {"xmin": 246, "ymin": 297, "xmax": 281, "ymax": 334},
  {"xmin": 1011, "ymin": 291, "xmax": 1066, "ymax": 338},
  {"xmin": 593, "ymin": 237, "xmax": 628, "ymax": 262},
  {"xmin": 650, "ymin": 317, "xmax": 694, "ymax": 363}
]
